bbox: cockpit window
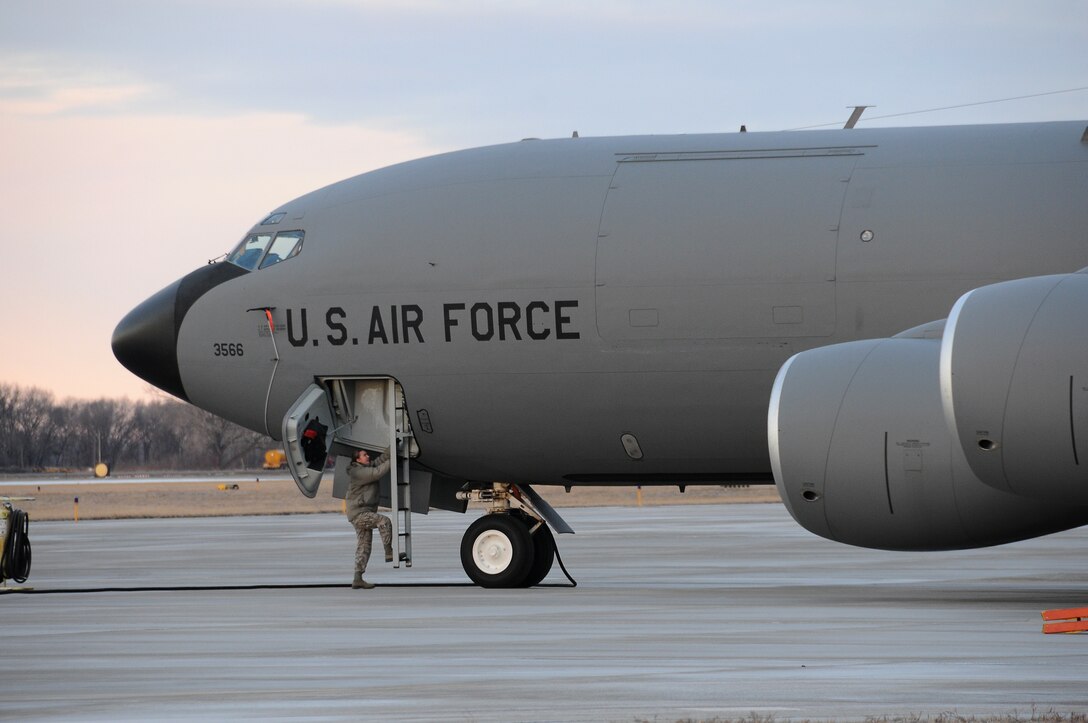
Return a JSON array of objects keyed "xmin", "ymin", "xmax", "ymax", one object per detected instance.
[
  {"xmin": 259, "ymin": 230, "xmax": 304, "ymax": 269},
  {"xmin": 227, "ymin": 233, "xmax": 272, "ymax": 270},
  {"xmin": 260, "ymin": 212, "xmax": 286, "ymax": 225},
  {"xmin": 226, "ymin": 230, "xmax": 305, "ymax": 271}
]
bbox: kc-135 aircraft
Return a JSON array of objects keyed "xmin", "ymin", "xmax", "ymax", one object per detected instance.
[{"xmin": 114, "ymin": 120, "xmax": 1088, "ymax": 587}]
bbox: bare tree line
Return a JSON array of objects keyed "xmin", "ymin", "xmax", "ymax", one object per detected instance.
[{"xmin": 0, "ymin": 382, "xmax": 275, "ymax": 473}]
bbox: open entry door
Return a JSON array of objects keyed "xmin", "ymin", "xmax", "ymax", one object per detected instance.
[
  {"xmin": 282, "ymin": 378, "xmax": 420, "ymax": 499},
  {"xmin": 281, "ymin": 384, "xmax": 335, "ymax": 498},
  {"xmin": 325, "ymin": 377, "xmax": 418, "ymax": 458}
]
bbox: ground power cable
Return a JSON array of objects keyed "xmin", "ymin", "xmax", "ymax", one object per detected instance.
[
  {"xmin": 552, "ymin": 538, "xmax": 577, "ymax": 587},
  {"xmin": 1, "ymin": 522, "xmax": 576, "ymax": 592},
  {"xmin": 1, "ymin": 508, "xmax": 32, "ymax": 584},
  {"xmin": 3, "ymin": 558, "xmax": 577, "ymax": 594},
  {"xmin": 2, "ymin": 578, "xmax": 572, "ymax": 594}
]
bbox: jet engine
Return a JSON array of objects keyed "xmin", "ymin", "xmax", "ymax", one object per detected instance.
[
  {"xmin": 769, "ymin": 306, "xmax": 1088, "ymax": 550},
  {"xmin": 941, "ymin": 272, "xmax": 1088, "ymax": 505}
]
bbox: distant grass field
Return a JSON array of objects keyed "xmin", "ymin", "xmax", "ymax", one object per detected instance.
[{"xmin": 1, "ymin": 478, "xmax": 780, "ymax": 521}]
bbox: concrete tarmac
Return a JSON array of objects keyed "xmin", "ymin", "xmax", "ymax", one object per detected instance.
[{"xmin": 3, "ymin": 503, "xmax": 1087, "ymax": 721}]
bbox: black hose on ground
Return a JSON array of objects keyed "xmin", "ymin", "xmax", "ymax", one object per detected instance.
[
  {"xmin": 1, "ymin": 508, "xmax": 32, "ymax": 584},
  {"xmin": 552, "ymin": 537, "xmax": 577, "ymax": 588}
]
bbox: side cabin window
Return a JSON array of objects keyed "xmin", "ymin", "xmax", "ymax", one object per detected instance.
[{"xmin": 227, "ymin": 230, "xmax": 304, "ymax": 271}]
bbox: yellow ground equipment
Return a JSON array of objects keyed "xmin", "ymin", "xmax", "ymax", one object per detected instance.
[{"xmin": 263, "ymin": 449, "xmax": 287, "ymax": 469}]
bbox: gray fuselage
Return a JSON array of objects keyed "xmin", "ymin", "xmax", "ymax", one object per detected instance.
[{"xmin": 117, "ymin": 122, "xmax": 1088, "ymax": 488}]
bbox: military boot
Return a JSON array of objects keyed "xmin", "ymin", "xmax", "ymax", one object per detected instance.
[
  {"xmin": 385, "ymin": 546, "xmax": 394, "ymax": 563},
  {"xmin": 352, "ymin": 572, "xmax": 375, "ymax": 589}
]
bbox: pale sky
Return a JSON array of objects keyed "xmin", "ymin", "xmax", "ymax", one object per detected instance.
[{"xmin": 1, "ymin": 0, "xmax": 1086, "ymax": 401}]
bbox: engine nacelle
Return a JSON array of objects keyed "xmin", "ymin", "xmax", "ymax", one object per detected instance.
[
  {"xmin": 769, "ymin": 336, "xmax": 1088, "ymax": 550},
  {"xmin": 941, "ymin": 273, "xmax": 1088, "ymax": 504}
]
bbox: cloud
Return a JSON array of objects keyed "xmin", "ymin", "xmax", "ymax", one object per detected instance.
[
  {"xmin": 310, "ymin": 0, "xmax": 1083, "ymax": 32},
  {"xmin": 0, "ymin": 107, "xmax": 444, "ymax": 400},
  {"xmin": 0, "ymin": 55, "xmax": 156, "ymax": 116}
]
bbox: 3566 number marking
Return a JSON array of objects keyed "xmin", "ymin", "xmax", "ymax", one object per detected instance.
[{"xmin": 213, "ymin": 342, "xmax": 244, "ymax": 357}]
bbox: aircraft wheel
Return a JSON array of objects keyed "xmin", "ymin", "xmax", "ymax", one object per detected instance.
[
  {"xmin": 518, "ymin": 515, "xmax": 555, "ymax": 588},
  {"xmin": 460, "ymin": 514, "xmax": 535, "ymax": 588}
]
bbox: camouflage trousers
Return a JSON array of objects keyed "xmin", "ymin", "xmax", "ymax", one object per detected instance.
[{"xmin": 350, "ymin": 510, "xmax": 393, "ymax": 573}]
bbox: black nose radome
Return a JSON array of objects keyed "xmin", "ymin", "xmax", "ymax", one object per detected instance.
[
  {"xmin": 112, "ymin": 261, "xmax": 248, "ymax": 402},
  {"xmin": 112, "ymin": 278, "xmax": 188, "ymax": 401}
]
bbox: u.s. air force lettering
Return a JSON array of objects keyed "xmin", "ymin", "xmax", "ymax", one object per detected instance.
[{"xmin": 280, "ymin": 300, "xmax": 580, "ymax": 347}]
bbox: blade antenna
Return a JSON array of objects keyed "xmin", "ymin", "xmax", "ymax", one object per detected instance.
[{"xmin": 844, "ymin": 105, "xmax": 873, "ymax": 129}]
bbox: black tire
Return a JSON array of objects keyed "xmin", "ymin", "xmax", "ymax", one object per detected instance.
[
  {"xmin": 519, "ymin": 517, "xmax": 555, "ymax": 588},
  {"xmin": 460, "ymin": 514, "xmax": 535, "ymax": 588}
]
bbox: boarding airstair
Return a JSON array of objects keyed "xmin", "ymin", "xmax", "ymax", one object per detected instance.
[
  {"xmin": 282, "ymin": 377, "xmax": 419, "ymax": 568},
  {"xmin": 389, "ymin": 381, "xmax": 413, "ymax": 567}
]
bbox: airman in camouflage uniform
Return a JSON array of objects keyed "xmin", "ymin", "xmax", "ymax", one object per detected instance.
[{"xmin": 346, "ymin": 449, "xmax": 394, "ymax": 589}]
